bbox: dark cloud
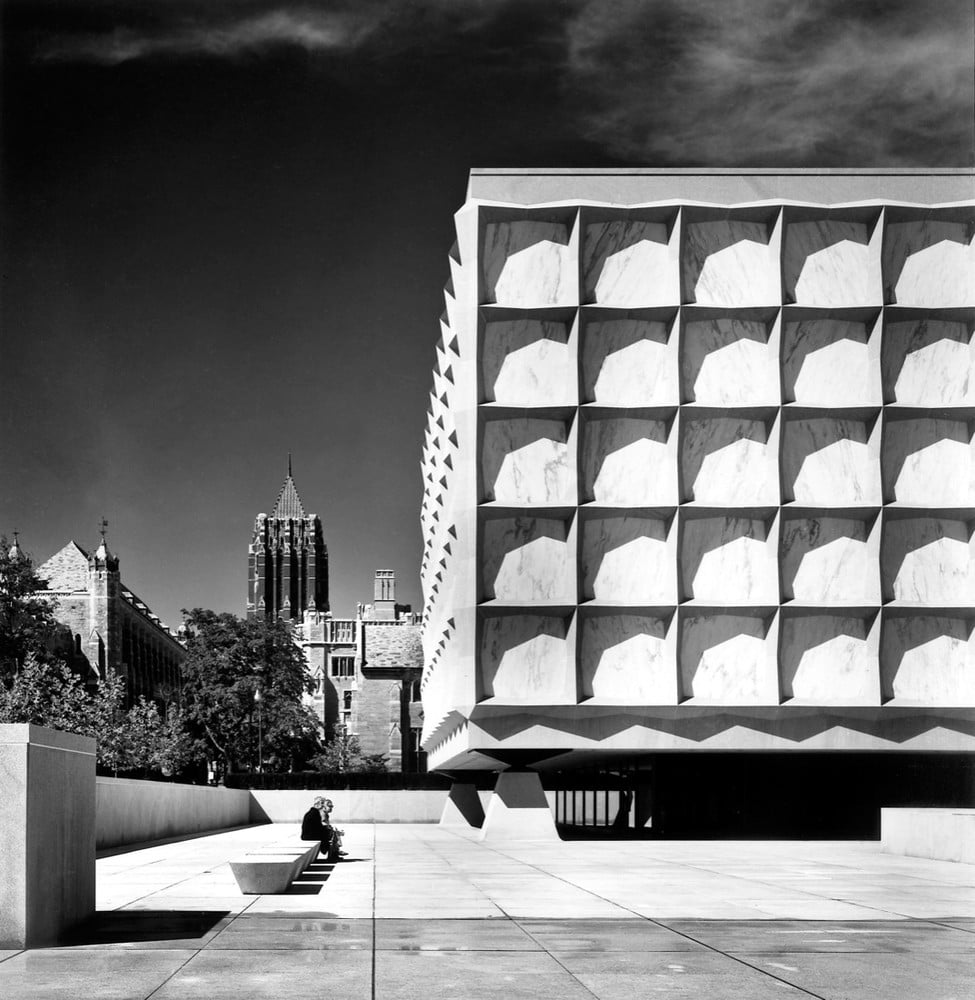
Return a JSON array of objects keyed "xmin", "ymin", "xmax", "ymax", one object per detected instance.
[{"xmin": 563, "ymin": 0, "xmax": 975, "ymax": 165}]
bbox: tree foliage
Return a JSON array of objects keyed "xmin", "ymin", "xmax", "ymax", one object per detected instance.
[
  {"xmin": 179, "ymin": 609, "xmax": 322, "ymax": 777},
  {"xmin": 310, "ymin": 733, "xmax": 388, "ymax": 774},
  {"xmin": 0, "ymin": 536, "xmax": 61, "ymax": 678}
]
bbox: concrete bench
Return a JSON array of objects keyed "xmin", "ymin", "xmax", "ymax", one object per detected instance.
[{"xmin": 229, "ymin": 842, "xmax": 320, "ymax": 894}]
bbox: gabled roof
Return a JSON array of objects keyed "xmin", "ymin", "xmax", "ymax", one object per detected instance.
[
  {"xmin": 272, "ymin": 475, "xmax": 306, "ymax": 520},
  {"xmin": 38, "ymin": 541, "xmax": 90, "ymax": 591}
]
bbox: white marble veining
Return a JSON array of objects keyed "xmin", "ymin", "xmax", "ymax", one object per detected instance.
[
  {"xmin": 887, "ymin": 420, "xmax": 973, "ymax": 505},
  {"xmin": 782, "ymin": 517, "xmax": 878, "ymax": 602},
  {"xmin": 885, "ymin": 220, "xmax": 975, "ymax": 306},
  {"xmin": 583, "ymin": 417, "xmax": 674, "ymax": 504},
  {"xmin": 882, "ymin": 615, "xmax": 974, "ymax": 705},
  {"xmin": 484, "ymin": 319, "xmax": 574, "ymax": 405},
  {"xmin": 781, "ymin": 616, "xmax": 876, "ymax": 703},
  {"xmin": 886, "ymin": 320, "xmax": 975, "ymax": 405},
  {"xmin": 584, "ymin": 319, "xmax": 676, "ymax": 405},
  {"xmin": 883, "ymin": 518, "xmax": 972, "ymax": 604},
  {"xmin": 483, "ymin": 220, "xmax": 574, "ymax": 305},
  {"xmin": 680, "ymin": 614, "xmax": 768, "ymax": 703},
  {"xmin": 783, "ymin": 319, "xmax": 873, "ymax": 404},
  {"xmin": 683, "ymin": 517, "xmax": 776, "ymax": 603},
  {"xmin": 683, "ymin": 416, "xmax": 775, "ymax": 505},
  {"xmin": 686, "ymin": 220, "xmax": 778, "ymax": 305},
  {"xmin": 784, "ymin": 418, "xmax": 880, "ymax": 504},
  {"xmin": 582, "ymin": 517, "xmax": 673, "ymax": 602},
  {"xmin": 581, "ymin": 615, "xmax": 672, "ymax": 701},
  {"xmin": 483, "ymin": 418, "xmax": 574, "ymax": 504},
  {"xmin": 480, "ymin": 614, "xmax": 573, "ymax": 702},
  {"xmin": 683, "ymin": 318, "xmax": 776, "ymax": 404},
  {"xmin": 785, "ymin": 220, "xmax": 878, "ymax": 305},
  {"xmin": 483, "ymin": 517, "xmax": 573, "ymax": 602},
  {"xmin": 584, "ymin": 220, "xmax": 675, "ymax": 305}
]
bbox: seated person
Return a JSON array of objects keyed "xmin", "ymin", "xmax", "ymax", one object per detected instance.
[
  {"xmin": 321, "ymin": 798, "xmax": 346, "ymax": 856},
  {"xmin": 301, "ymin": 796, "xmax": 339, "ymax": 861}
]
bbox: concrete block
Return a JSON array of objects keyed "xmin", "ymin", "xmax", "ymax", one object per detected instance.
[
  {"xmin": 881, "ymin": 808, "xmax": 975, "ymax": 863},
  {"xmin": 479, "ymin": 771, "xmax": 558, "ymax": 841}
]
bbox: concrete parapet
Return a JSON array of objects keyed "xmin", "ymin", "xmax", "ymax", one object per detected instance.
[
  {"xmin": 0, "ymin": 724, "xmax": 96, "ymax": 949},
  {"xmin": 881, "ymin": 807, "xmax": 975, "ymax": 864}
]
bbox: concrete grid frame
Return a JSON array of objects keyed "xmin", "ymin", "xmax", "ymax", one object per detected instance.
[{"xmin": 419, "ymin": 169, "xmax": 975, "ymax": 787}]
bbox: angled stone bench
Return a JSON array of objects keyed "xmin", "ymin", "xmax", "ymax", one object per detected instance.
[{"xmin": 229, "ymin": 842, "xmax": 320, "ymax": 894}]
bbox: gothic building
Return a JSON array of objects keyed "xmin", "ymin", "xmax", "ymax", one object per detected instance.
[{"xmin": 247, "ymin": 464, "xmax": 328, "ymax": 620}]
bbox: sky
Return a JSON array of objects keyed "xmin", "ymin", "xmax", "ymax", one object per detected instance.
[{"xmin": 2, "ymin": 0, "xmax": 973, "ymax": 631}]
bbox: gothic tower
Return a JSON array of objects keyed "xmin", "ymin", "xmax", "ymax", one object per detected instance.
[{"xmin": 247, "ymin": 462, "xmax": 328, "ymax": 620}]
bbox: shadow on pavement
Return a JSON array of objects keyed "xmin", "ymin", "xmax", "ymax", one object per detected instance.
[{"xmin": 60, "ymin": 910, "xmax": 230, "ymax": 946}]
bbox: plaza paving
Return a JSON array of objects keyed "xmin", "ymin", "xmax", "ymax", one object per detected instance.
[{"xmin": 0, "ymin": 823, "xmax": 972, "ymax": 999}]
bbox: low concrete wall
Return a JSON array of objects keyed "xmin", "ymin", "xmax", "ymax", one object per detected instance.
[
  {"xmin": 248, "ymin": 788, "xmax": 461, "ymax": 824},
  {"xmin": 96, "ymin": 778, "xmax": 251, "ymax": 850},
  {"xmin": 0, "ymin": 724, "xmax": 96, "ymax": 948},
  {"xmin": 881, "ymin": 808, "xmax": 975, "ymax": 864}
]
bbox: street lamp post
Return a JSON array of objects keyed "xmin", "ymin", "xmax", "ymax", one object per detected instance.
[{"xmin": 254, "ymin": 686, "xmax": 263, "ymax": 773}]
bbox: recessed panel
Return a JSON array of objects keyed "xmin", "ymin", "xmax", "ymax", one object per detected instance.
[
  {"xmin": 881, "ymin": 614, "xmax": 974, "ymax": 705},
  {"xmin": 681, "ymin": 515, "xmax": 777, "ymax": 604},
  {"xmin": 782, "ymin": 416, "xmax": 880, "ymax": 505},
  {"xmin": 883, "ymin": 416, "xmax": 974, "ymax": 506},
  {"xmin": 481, "ymin": 417, "xmax": 575, "ymax": 505},
  {"xmin": 482, "ymin": 516, "xmax": 574, "ymax": 603},
  {"xmin": 583, "ymin": 220, "xmax": 677, "ymax": 305},
  {"xmin": 882, "ymin": 318, "xmax": 975, "ymax": 406},
  {"xmin": 682, "ymin": 415, "xmax": 777, "ymax": 505},
  {"xmin": 783, "ymin": 219, "xmax": 879, "ymax": 305},
  {"xmin": 581, "ymin": 514, "xmax": 675, "ymax": 603},
  {"xmin": 581, "ymin": 317, "xmax": 677, "ymax": 406},
  {"xmin": 884, "ymin": 219, "xmax": 975, "ymax": 306},
  {"xmin": 782, "ymin": 318, "xmax": 875, "ymax": 405},
  {"xmin": 482, "ymin": 317, "xmax": 574, "ymax": 405},
  {"xmin": 881, "ymin": 516, "xmax": 973, "ymax": 604},
  {"xmin": 683, "ymin": 219, "xmax": 778, "ymax": 306},
  {"xmin": 780, "ymin": 614, "xmax": 878, "ymax": 703},
  {"xmin": 479, "ymin": 614, "xmax": 575, "ymax": 702},
  {"xmin": 580, "ymin": 613, "xmax": 675, "ymax": 702},
  {"xmin": 680, "ymin": 613, "xmax": 773, "ymax": 704},
  {"xmin": 483, "ymin": 219, "xmax": 575, "ymax": 306},
  {"xmin": 781, "ymin": 516, "xmax": 879, "ymax": 603},
  {"xmin": 582, "ymin": 416, "xmax": 676, "ymax": 505},
  {"xmin": 681, "ymin": 317, "xmax": 777, "ymax": 404}
]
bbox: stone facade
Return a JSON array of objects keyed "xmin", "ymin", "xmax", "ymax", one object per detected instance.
[
  {"xmin": 36, "ymin": 537, "xmax": 184, "ymax": 704},
  {"xmin": 419, "ymin": 170, "xmax": 975, "ymax": 812}
]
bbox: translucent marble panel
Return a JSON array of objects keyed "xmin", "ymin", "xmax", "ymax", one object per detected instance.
[
  {"xmin": 580, "ymin": 614, "xmax": 673, "ymax": 701},
  {"xmin": 582, "ymin": 319, "xmax": 676, "ymax": 405},
  {"xmin": 482, "ymin": 318, "xmax": 573, "ymax": 405},
  {"xmin": 684, "ymin": 220, "xmax": 778, "ymax": 306},
  {"xmin": 780, "ymin": 615, "xmax": 877, "ymax": 703},
  {"xmin": 883, "ymin": 319, "xmax": 975, "ymax": 406},
  {"xmin": 583, "ymin": 220, "xmax": 676, "ymax": 305},
  {"xmin": 882, "ymin": 517, "xmax": 973, "ymax": 604},
  {"xmin": 885, "ymin": 220, "xmax": 975, "ymax": 306},
  {"xmin": 482, "ymin": 517, "xmax": 574, "ymax": 602},
  {"xmin": 582, "ymin": 417, "xmax": 675, "ymax": 505},
  {"xmin": 782, "ymin": 319, "xmax": 873, "ymax": 405},
  {"xmin": 480, "ymin": 614, "xmax": 574, "ymax": 702},
  {"xmin": 680, "ymin": 614, "xmax": 770, "ymax": 703},
  {"xmin": 681, "ymin": 317, "xmax": 777, "ymax": 404},
  {"xmin": 783, "ymin": 418, "xmax": 880, "ymax": 505},
  {"xmin": 781, "ymin": 517, "xmax": 879, "ymax": 603},
  {"xmin": 482, "ymin": 418, "xmax": 574, "ymax": 505},
  {"xmin": 784, "ymin": 220, "xmax": 878, "ymax": 305},
  {"xmin": 681, "ymin": 516, "xmax": 777, "ymax": 603},
  {"xmin": 483, "ymin": 220, "xmax": 574, "ymax": 306},
  {"xmin": 682, "ymin": 416, "xmax": 776, "ymax": 505},
  {"xmin": 884, "ymin": 417, "xmax": 974, "ymax": 506},
  {"xmin": 881, "ymin": 615, "xmax": 974, "ymax": 705},
  {"xmin": 581, "ymin": 516, "xmax": 674, "ymax": 603}
]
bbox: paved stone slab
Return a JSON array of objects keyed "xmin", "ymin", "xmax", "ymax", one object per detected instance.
[
  {"xmin": 518, "ymin": 918, "xmax": 706, "ymax": 952},
  {"xmin": 374, "ymin": 918, "xmax": 540, "ymax": 951}
]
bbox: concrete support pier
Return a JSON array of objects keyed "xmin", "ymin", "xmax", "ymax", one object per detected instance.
[
  {"xmin": 479, "ymin": 770, "xmax": 558, "ymax": 841},
  {"xmin": 0, "ymin": 724, "xmax": 96, "ymax": 948},
  {"xmin": 439, "ymin": 781, "xmax": 485, "ymax": 828}
]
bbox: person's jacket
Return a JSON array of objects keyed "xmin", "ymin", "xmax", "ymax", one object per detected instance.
[{"xmin": 301, "ymin": 807, "xmax": 329, "ymax": 841}]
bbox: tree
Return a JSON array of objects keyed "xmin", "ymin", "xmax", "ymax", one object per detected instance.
[
  {"xmin": 310, "ymin": 733, "xmax": 388, "ymax": 774},
  {"xmin": 0, "ymin": 536, "xmax": 61, "ymax": 679},
  {"xmin": 179, "ymin": 609, "xmax": 323, "ymax": 778}
]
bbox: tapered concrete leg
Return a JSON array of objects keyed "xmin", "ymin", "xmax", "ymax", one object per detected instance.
[
  {"xmin": 479, "ymin": 770, "xmax": 558, "ymax": 841},
  {"xmin": 440, "ymin": 782, "xmax": 485, "ymax": 828}
]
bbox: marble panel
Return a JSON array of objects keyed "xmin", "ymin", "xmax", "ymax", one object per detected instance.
[
  {"xmin": 780, "ymin": 615, "xmax": 878, "ymax": 703},
  {"xmin": 783, "ymin": 319, "xmax": 873, "ymax": 404},
  {"xmin": 784, "ymin": 220, "xmax": 877, "ymax": 305},
  {"xmin": 684, "ymin": 221, "xmax": 778, "ymax": 305},
  {"xmin": 783, "ymin": 418, "xmax": 880, "ymax": 505},
  {"xmin": 882, "ymin": 517, "xmax": 973, "ymax": 604},
  {"xmin": 479, "ymin": 614, "xmax": 574, "ymax": 702},
  {"xmin": 482, "ymin": 418, "xmax": 574, "ymax": 505},
  {"xmin": 884, "ymin": 319, "xmax": 975, "ymax": 405},
  {"xmin": 483, "ymin": 220, "xmax": 574, "ymax": 306},
  {"xmin": 781, "ymin": 517, "xmax": 879, "ymax": 603},
  {"xmin": 682, "ymin": 516, "xmax": 777, "ymax": 603},
  {"xmin": 583, "ymin": 220, "xmax": 676, "ymax": 305},
  {"xmin": 482, "ymin": 517, "xmax": 574, "ymax": 603},
  {"xmin": 881, "ymin": 615, "xmax": 974, "ymax": 705},
  {"xmin": 582, "ymin": 319, "xmax": 675, "ymax": 405},
  {"xmin": 884, "ymin": 417, "xmax": 974, "ymax": 505},
  {"xmin": 580, "ymin": 615, "xmax": 673, "ymax": 701},
  {"xmin": 482, "ymin": 319, "xmax": 573, "ymax": 405},
  {"xmin": 581, "ymin": 516, "xmax": 674, "ymax": 603},
  {"xmin": 582, "ymin": 417, "xmax": 674, "ymax": 505},
  {"xmin": 884, "ymin": 220, "xmax": 975, "ymax": 306},
  {"xmin": 682, "ymin": 416, "xmax": 776, "ymax": 505},
  {"xmin": 680, "ymin": 614, "xmax": 769, "ymax": 703},
  {"xmin": 682, "ymin": 318, "xmax": 777, "ymax": 404}
]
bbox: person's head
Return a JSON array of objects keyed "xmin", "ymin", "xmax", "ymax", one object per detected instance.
[
  {"xmin": 325, "ymin": 799, "xmax": 334, "ymax": 811},
  {"xmin": 312, "ymin": 796, "xmax": 325, "ymax": 809}
]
